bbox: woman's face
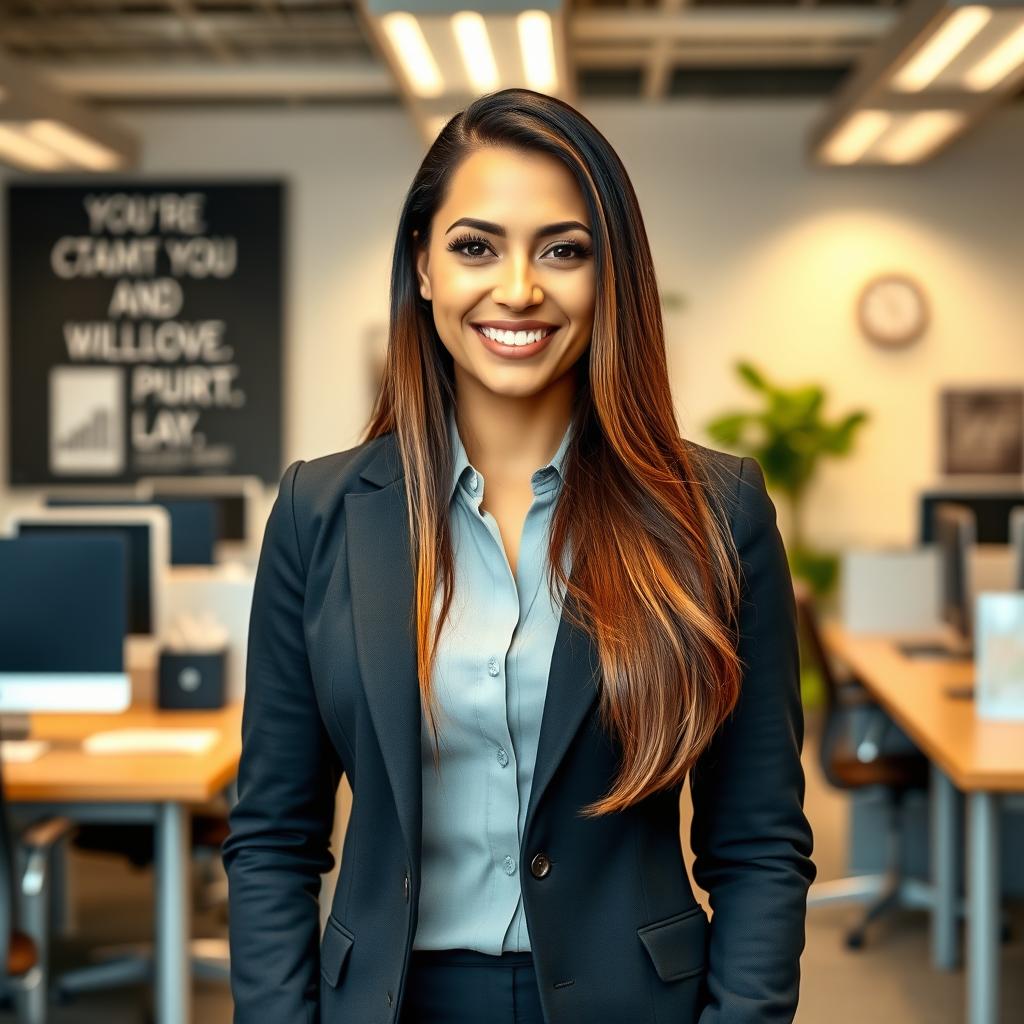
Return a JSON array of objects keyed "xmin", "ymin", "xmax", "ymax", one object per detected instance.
[{"xmin": 415, "ymin": 145, "xmax": 596, "ymax": 400}]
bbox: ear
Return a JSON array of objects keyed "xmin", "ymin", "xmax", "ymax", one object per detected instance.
[{"xmin": 413, "ymin": 230, "xmax": 431, "ymax": 302}]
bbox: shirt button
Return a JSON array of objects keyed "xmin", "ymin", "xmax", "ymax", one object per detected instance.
[
  {"xmin": 496, "ymin": 747, "xmax": 509, "ymax": 767},
  {"xmin": 487, "ymin": 656, "xmax": 500, "ymax": 676},
  {"xmin": 503, "ymin": 855, "xmax": 516, "ymax": 875},
  {"xmin": 468, "ymin": 470, "xmax": 478, "ymax": 491}
]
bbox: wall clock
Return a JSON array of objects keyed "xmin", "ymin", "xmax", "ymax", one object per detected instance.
[{"xmin": 856, "ymin": 272, "xmax": 929, "ymax": 348}]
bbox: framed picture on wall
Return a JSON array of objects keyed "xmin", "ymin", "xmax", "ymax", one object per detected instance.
[
  {"xmin": 6, "ymin": 180, "xmax": 284, "ymax": 485},
  {"xmin": 940, "ymin": 388, "xmax": 1024, "ymax": 476}
]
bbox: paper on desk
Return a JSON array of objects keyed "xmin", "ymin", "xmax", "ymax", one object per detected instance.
[
  {"xmin": 0, "ymin": 740, "xmax": 51, "ymax": 763},
  {"xmin": 976, "ymin": 592, "xmax": 1024, "ymax": 721},
  {"xmin": 82, "ymin": 728, "xmax": 219, "ymax": 755}
]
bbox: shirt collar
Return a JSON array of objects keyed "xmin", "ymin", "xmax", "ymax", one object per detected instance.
[{"xmin": 446, "ymin": 404, "xmax": 574, "ymax": 503}]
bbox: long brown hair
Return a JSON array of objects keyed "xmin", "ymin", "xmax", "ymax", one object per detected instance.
[{"xmin": 362, "ymin": 87, "xmax": 743, "ymax": 816}]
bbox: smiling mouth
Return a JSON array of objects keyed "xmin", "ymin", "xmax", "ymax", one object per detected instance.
[{"xmin": 471, "ymin": 324, "xmax": 558, "ymax": 348}]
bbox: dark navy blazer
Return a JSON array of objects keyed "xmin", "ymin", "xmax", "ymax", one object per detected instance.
[{"xmin": 222, "ymin": 431, "xmax": 816, "ymax": 1024}]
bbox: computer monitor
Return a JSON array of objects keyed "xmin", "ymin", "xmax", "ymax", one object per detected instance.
[
  {"xmin": 0, "ymin": 534, "xmax": 131, "ymax": 712},
  {"xmin": 1010, "ymin": 506, "xmax": 1024, "ymax": 590},
  {"xmin": 46, "ymin": 496, "xmax": 217, "ymax": 566},
  {"xmin": 934, "ymin": 502, "xmax": 976, "ymax": 650},
  {"xmin": 135, "ymin": 475, "xmax": 262, "ymax": 545},
  {"xmin": 4, "ymin": 507, "xmax": 170, "ymax": 638}
]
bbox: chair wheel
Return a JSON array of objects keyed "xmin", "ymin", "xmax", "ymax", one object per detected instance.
[{"xmin": 844, "ymin": 930, "xmax": 865, "ymax": 950}]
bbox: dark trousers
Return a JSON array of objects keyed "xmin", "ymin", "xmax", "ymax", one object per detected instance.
[{"xmin": 399, "ymin": 948, "xmax": 548, "ymax": 1024}]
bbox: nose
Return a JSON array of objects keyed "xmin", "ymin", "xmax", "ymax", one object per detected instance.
[{"xmin": 493, "ymin": 251, "xmax": 542, "ymax": 308}]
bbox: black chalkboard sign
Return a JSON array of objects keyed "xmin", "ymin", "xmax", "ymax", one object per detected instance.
[{"xmin": 6, "ymin": 180, "xmax": 284, "ymax": 484}]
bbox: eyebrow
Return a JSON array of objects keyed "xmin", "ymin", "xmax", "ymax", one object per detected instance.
[{"xmin": 445, "ymin": 217, "xmax": 592, "ymax": 238}]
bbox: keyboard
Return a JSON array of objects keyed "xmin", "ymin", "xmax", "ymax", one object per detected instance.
[{"xmin": 82, "ymin": 728, "xmax": 219, "ymax": 755}]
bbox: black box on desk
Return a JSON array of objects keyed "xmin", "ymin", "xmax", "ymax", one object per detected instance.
[{"xmin": 158, "ymin": 650, "xmax": 226, "ymax": 709}]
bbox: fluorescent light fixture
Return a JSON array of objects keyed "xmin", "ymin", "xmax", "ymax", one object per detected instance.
[
  {"xmin": 26, "ymin": 119, "xmax": 122, "ymax": 170},
  {"xmin": 0, "ymin": 122, "xmax": 69, "ymax": 171},
  {"xmin": 962, "ymin": 19, "xmax": 1024, "ymax": 89},
  {"xmin": 452, "ymin": 11, "xmax": 500, "ymax": 93},
  {"xmin": 890, "ymin": 5, "xmax": 992, "ymax": 92},
  {"xmin": 821, "ymin": 110, "xmax": 892, "ymax": 164},
  {"xmin": 517, "ymin": 11, "xmax": 558, "ymax": 93},
  {"xmin": 875, "ymin": 109, "xmax": 967, "ymax": 162},
  {"xmin": 382, "ymin": 12, "xmax": 445, "ymax": 97}
]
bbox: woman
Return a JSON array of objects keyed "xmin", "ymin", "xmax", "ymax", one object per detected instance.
[{"xmin": 223, "ymin": 87, "xmax": 816, "ymax": 1024}]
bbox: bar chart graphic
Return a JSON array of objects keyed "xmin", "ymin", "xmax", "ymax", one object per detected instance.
[{"xmin": 49, "ymin": 367, "xmax": 125, "ymax": 475}]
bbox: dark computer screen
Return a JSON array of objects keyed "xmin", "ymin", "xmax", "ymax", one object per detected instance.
[
  {"xmin": 0, "ymin": 534, "xmax": 126, "ymax": 672},
  {"xmin": 46, "ymin": 496, "xmax": 217, "ymax": 565},
  {"xmin": 17, "ymin": 522, "xmax": 153, "ymax": 635},
  {"xmin": 149, "ymin": 492, "xmax": 245, "ymax": 543},
  {"xmin": 934, "ymin": 504, "xmax": 975, "ymax": 642},
  {"xmin": 919, "ymin": 492, "xmax": 1024, "ymax": 544}
]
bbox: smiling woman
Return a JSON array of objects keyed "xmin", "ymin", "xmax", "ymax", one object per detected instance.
[{"xmin": 223, "ymin": 87, "xmax": 815, "ymax": 1024}]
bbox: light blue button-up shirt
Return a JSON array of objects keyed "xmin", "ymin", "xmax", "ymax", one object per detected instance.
[{"xmin": 412, "ymin": 404, "xmax": 575, "ymax": 954}]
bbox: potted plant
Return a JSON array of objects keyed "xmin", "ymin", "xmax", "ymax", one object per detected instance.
[{"xmin": 705, "ymin": 360, "xmax": 869, "ymax": 598}]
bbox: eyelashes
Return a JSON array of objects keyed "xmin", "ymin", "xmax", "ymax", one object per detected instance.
[{"xmin": 446, "ymin": 231, "xmax": 593, "ymax": 262}]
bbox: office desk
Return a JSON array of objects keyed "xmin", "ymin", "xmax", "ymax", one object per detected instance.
[
  {"xmin": 822, "ymin": 622, "xmax": 1024, "ymax": 1024},
  {"xmin": 4, "ymin": 702, "xmax": 243, "ymax": 1024}
]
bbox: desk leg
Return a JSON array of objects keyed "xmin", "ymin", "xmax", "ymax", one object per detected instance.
[
  {"xmin": 967, "ymin": 792, "xmax": 999, "ymax": 1024},
  {"xmin": 930, "ymin": 764, "xmax": 959, "ymax": 969},
  {"xmin": 155, "ymin": 802, "xmax": 192, "ymax": 1024}
]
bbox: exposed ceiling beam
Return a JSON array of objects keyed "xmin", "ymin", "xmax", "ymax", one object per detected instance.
[
  {"xmin": 644, "ymin": 0, "xmax": 689, "ymax": 101},
  {"xmin": 572, "ymin": 8, "xmax": 899, "ymax": 45},
  {"xmin": 37, "ymin": 60, "xmax": 396, "ymax": 99},
  {"xmin": 580, "ymin": 43, "xmax": 867, "ymax": 67},
  {"xmin": 0, "ymin": 12, "xmax": 361, "ymax": 44},
  {"xmin": 0, "ymin": 49, "xmax": 139, "ymax": 168}
]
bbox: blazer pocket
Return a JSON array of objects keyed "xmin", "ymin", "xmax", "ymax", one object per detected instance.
[
  {"xmin": 636, "ymin": 905, "xmax": 708, "ymax": 983},
  {"xmin": 320, "ymin": 915, "xmax": 355, "ymax": 988}
]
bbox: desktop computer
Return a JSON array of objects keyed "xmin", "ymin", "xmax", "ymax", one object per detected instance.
[
  {"xmin": 46, "ymin": 495, "xmax": 217, "ymax": 566},
  {"xmin": 898, "ymin": 502, "xmax": 976, "ymax": 661},
  {"xmin": 0, "ymin": 534, "xmax": 131, "ymax": 712},
  {"xmin": 135, "ymin": 474, "xmax": 262, "ymax": 546},
  {"xmin": 8, "ymin": 508, "xmax": 168, "ymax": 637},
  {"xmin": 5, "ymin": 506, "xmax": 171, "ymax": 671},
  {"xmin": 1010, "ymin": 506, "xmax": 1024, "ymax": 590}
]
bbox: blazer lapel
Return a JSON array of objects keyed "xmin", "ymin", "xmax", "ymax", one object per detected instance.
[{"xmin": 345, "ymin": 433, "xmax": 602, "ymax": 872}]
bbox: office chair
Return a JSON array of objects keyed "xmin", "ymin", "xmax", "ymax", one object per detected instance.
[
  {"xmin": 0, "ymin": 748, "xmax": 77, "ymax": 1023},
  {"xmin": 794, "ymin": 580, "xmax": 934, "ymax": 949},
  {"xmin": 53, "ymin": 797, "xmax": 232, "ymax": 1002}
]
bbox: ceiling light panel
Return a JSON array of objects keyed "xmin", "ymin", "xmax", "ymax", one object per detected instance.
[
  {"xmin": 808, "ymin": 0, "xmax": 1024, "ymax": 166},
  {"xmin": 891, "ymin": 8, "xmax": 1024, "ymax": 92}
]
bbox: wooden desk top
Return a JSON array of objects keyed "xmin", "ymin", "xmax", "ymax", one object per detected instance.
[
  {"xmin": 3, "ymin": 703, "xmax": 243, "ymax": 804},
  {"xmin": 822, "ymin": 621, "xmax": 1024, "ymax": 792}
]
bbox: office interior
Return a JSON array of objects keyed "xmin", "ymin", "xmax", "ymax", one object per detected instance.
[{"xmin": 0, "ymin": 1, "xmax": 1022, "ymax": 1022}]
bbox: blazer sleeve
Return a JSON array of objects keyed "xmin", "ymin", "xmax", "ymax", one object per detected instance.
[
  {"xmin": 222, "ymin": 459, "xmax": 345, "ymax": 1024},
  {"xmin": 688, "ymin": 455, "xmax": 817, "ymax": 1023}
]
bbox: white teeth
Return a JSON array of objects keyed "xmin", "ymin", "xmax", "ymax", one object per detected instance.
[{"xmin": 478, "ymin": 325, "xmax": 552, "ymax": 346}]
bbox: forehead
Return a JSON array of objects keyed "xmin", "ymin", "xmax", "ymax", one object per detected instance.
[{"xmin": 437, "ymin": 146, "xmax": 588, "ymax": 228}]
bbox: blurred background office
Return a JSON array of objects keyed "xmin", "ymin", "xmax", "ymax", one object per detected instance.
[{"xmin": 0, "ymin": 0, "xmax": 1021, "ymax": 1022}]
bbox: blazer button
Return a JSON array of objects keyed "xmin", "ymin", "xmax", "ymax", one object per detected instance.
[
  {"xmin": 403, "ymin": 872, "xmax": 410, "ymax": 902},
  {"xmin": 530, "ymin": 852, "xmax": 551, "ymax": 879},
  {"xmin": 385, "ymin": 990, "xmax": 393, "ymax": 1006}
]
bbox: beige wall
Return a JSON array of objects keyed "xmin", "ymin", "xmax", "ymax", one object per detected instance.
[{"xmin": 1, "ymin": 99, "xmax": 1022, "ymax": 549}]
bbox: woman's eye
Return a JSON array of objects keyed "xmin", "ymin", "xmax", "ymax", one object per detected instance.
[
  {"xmin": 446, "ymin": 235, "xmax": 591, "ymax": 261},
  {"xmin": 548, "ymin": 243, "xmax": 590, "ymax": 260}
]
